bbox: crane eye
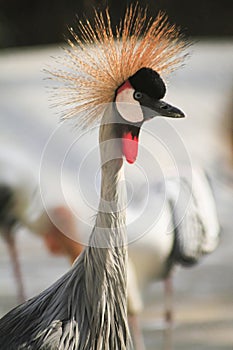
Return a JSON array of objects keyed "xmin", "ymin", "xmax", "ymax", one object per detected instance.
[{"xmin": 134, "ymin": 91, "xmax": 143, "ymax": 100}]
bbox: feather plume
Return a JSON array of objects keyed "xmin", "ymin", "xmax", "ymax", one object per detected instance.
[{"xmin": 49, "ymin": 4, "xmax": 188, "ymax": 128}]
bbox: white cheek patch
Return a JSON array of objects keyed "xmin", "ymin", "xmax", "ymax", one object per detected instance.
[{"xmin": 115, "ymin": 88, "xmax": 143, "ymax": 123}]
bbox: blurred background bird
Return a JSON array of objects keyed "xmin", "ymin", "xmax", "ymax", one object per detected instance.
[
  {"xmin": 127, "ymin": 166, "xmax": 220, "ymax": 349},
  {"xmin": 0, "ymin": 147, "xmax": 82, "ymax": 303},
  {"xmin": 0, "ymin": 149, "xmax": 37, "ymax": 303}
]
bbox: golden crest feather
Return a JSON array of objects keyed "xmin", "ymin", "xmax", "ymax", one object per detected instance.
[{"xmin": 50, "ymin": 4, "xmax": 188, "ymax": 129}]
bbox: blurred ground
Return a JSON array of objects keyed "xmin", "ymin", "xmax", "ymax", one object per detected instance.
[{"xmin": 0, "ymin": 41, "xmax": 233, "ymax": 349}]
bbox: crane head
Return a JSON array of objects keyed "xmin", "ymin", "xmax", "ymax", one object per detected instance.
[
  {"xmin": 50, "ymin": 6, "xmax": 189, "ymax": 132},
  {"xmin": 114, "ymin": 67, "xmax": 185, "ymax": 164}
]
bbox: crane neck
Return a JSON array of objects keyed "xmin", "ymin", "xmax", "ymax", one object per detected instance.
[
  {"xmin": 82, "ymin": 104, "xmax": 130, "ymax": 349},
  {"xmin": 89, "ymin": 103, "xmax": 127, "ymax": 248},
  {"xmin": 99, "ymin": 103, "xmax": 126, "ymax": 210}
]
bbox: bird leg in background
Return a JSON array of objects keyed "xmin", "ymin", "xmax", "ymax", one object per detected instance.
[
  {"xmin": 5, "ymin": 234, "xmax": 26, "ymax": 303},
  {"xmin": 163, "ymin": 274, "xmax": 174, "ymax": 350},
  {"xmin": 128, "ymin": 314, "xmax": 146, "ymax": 350},
  {"xmin": 164, "ymin": 274, "xmax": 173, "ymax": 325}
]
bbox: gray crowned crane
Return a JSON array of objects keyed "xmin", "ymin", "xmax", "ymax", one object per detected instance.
[{"xmin": 0, "ymin": 6, "xmax": 188, "ymax": 349}]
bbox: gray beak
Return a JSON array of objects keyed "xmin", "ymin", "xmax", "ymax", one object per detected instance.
[
  {"xmin": 142, "ymin": 97, "xmax": 185, "ymax": 120},
  {"xmin": 152, "ymin": 100, "xmax": 185, "ymax": 118}
]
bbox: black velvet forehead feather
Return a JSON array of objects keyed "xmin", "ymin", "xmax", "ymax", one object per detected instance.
[{"xmin": 128, "ymin": 67, "xmax": 166, "ymax": 100}]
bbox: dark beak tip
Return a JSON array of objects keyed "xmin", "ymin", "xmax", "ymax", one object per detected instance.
[{"xmin": 171, "ymin": 107, "xmax": 185, "ymax": 119}]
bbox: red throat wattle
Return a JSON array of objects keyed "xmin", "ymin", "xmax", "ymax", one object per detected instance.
[{"xmin": 122, "ymin": 132, "xmax": 139, "ymax": 164}]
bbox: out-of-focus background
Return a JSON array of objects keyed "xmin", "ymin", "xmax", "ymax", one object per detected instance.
[
  {"xmin": 0, "ymin": 1, "xmax": 233, "ymax": 349},
  {"xmin": 0, "ymin": 0, "xmax": 233, "ymax": 48}
]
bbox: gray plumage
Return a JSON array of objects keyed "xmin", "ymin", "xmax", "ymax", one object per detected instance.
[
  {"xmin": 0, "ymin": 107, "xmax": 130, "ymax": 350},
  {"xmin": 0, "ymin": 251, "xmax": 127, "ymax": 350}
]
